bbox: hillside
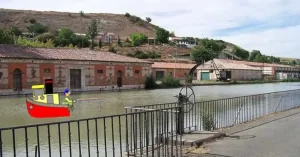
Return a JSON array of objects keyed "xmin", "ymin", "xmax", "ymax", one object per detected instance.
[
  {"xmin": 1, "ymin": 8, "xmax": 297, "ymax": 65},
  {"xmin": 0, "ymin": 8, "xmax": 156, "ymax": 39}
]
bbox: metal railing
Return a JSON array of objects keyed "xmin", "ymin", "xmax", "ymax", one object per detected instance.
[
  {"xmin": 0, "ymin": 107, "xmax": 182, "ymax": 157},
  {"xmin": 127, "ymin": 89, "xmax": 300, "ymax": 132}
]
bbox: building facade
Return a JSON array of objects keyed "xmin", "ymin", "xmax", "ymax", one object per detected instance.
[
  {"xmin": 196, "ymin": 59, "xmax": 263, "ymax": 81},
  {"xmin": 0, "ymin": 45, "xmax": 152, "ymax": 95},
  {"xmin": 96, "ymin": 32, "xmax": 118, "ymax": 43},
  {"xmin": 151, "ymin": 62, "xmax": 197, "ymax": 80},
  {"xmin": 228, "ymin": 60, "xmax": 300, "ymax": 79}
]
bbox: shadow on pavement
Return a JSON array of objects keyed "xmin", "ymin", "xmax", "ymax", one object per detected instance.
[
  {"xmin": 226, "ymin": 135, "xmax": 256, "ymax": 140},
  {"xmin": 187, "ymin": 153, "xmax": 233, "ymax": 157}
]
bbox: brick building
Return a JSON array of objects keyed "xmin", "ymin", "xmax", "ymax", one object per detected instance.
[
  {"xmin": 0, "ymin": 44, "xmax": 152, "ymax": 95},
  {"xmin": 151, "ymin": 62, "xmax": 197, "ymax": 80}
]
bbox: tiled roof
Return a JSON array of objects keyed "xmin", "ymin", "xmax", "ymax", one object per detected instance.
[
  {"xmin": 232, "ymin": 60, "xmax": 292, "ymax": 68},
  {"xmin": 197, "ymin": 59, "xmax": 262, "ymax": 70},
  {"xmin": 0, "ymin": 44, "xmax": 152, "ymax": 63},
  {"xmin": 152, "ymin": 62, "xmax": 196, "ymax": 69}
]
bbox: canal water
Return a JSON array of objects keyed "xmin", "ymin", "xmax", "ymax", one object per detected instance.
[
  {"xmin": 0, "ymin": 82, "xmax": 299, "ymax": 128},
  {"xmin": 0, "ymin": 82, "xmax": 300, "ymax": 157}
]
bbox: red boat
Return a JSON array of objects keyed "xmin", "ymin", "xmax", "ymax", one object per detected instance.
[{"xmin": 26, "ymin": 96, "xmax": 71, "ymax": 118}]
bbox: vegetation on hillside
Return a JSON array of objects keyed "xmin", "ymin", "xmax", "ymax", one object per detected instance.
[
  {"xmin": 190, "ymin": 38, "xmax": 286, "ymax": 65},
  {"xmin": 0, "ymin": 9, "xmax": 298, "ymax": 65}
]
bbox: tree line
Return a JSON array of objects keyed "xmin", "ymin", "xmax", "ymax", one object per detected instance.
[{"xmin": 190, "ymin": 38, "xmax": 288, "ymax": 65}]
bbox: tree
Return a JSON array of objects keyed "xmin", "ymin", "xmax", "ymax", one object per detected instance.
[
  {"xmin": 27, "ymin": 23, "xmax": 48, "ymax": 36},
  {"xmin": 232, "ymin": 46, "xmax": 249, "ymax": 60},
  {"xmin": 155, "ymin": 27, "xmax": 170, "ymax": 44},
  {"xmin": 10, "ymin": 27, "xmax": 22, "ymax": 37},
  {"xmin": 0, "ymin": 29, "xmax": 15, "ymax": 44},
  {"xmin": 79, "ymin": 11, "xmax": 84, "ymax": 16},
  {"xmin": 125, "ymin": 12, "xmax": 131, "ymax": 17},
  {"xmin": 86, "ymin": 19, "xmax": 99, "ymax": 50},
  {"xmin": 74, "ymin": 35, "xmax": 90, "ymax": 48},
  {"xmin": 191, "ymin": 45, "xmax": 219, "ymax": 64},
  {"xmin": 170, "ymin": 31, "xmax": 175, "ymax": 37},
  {"xmin": 249, "ymin": 50, "xmax": 261, "ymax": 61},
  {"xmin": 117, "ymin": 35, "xmax": 121, "ymax": 46},
  {"xmin": 54, "ymin": 28, "xmax": 76, "ymax": 47},
  {"xmin": 130, "ymin": 33, "xmax": 148, "ymax": 46},
  {"xmin": 36, "ymin": 32, "xmax": 56, "ymax": 43},
  {"xmin": 98, "ymin": 39, "xmax": 102, "ymax": 48},
  {"xmin": 198, "ymin": 38, "xmax": 226, "ymax": 52},
  {"xmin": 145, "ymin": 17, "xmax": 152, "ymax": 23}
]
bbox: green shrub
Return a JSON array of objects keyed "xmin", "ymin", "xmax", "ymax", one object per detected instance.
[
  {"xmin": 161, "ymin": 74, "xmax": 181, "ymax": 88},
  {"xmin": 185, "ymin": 74, "xmax": 193, "ymax": 84},
  {"xmin": 144, "ymin": 75, "xmax": 157, "ymax": 89},
  {"xmin": 125, "ymin": 12, "xmax": 131, "ymax": 17},
  {"xmin": 15, "ymin": 37, "xmax": 54, "ymax": 48},
  {"xmin": 202, "ymin": 112, "xmax": 215, "ymax": 131},
  {"xmin": 130, "ymin": 33, "xmax": 147, "ymax": 46},
  {"xmin": 36, "ymin": 32, "xmax": 56, "ymax": 43}
]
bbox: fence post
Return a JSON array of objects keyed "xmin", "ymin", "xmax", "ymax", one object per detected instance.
[{"xmin": 177, "ymin": 94, "xmax": 184, "ymax": 135}]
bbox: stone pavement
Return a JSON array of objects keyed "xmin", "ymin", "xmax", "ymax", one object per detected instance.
[{"xmin": 189, "ymin": 106, "xmax": 300, "ymax": 157}]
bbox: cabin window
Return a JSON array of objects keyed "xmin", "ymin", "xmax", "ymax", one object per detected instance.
[
  {"xmin": 34, "ymin": 89, "xmax": 43, "ymax": 96},
  {"xmin": 135, "ymin": 70, "xmax": 140, "ymax": 74},
  {"xmin": 44, "ymin": 68, "xmax": 51, "ymax": 73},
  {"xmin": 98, "ymin": 69, "xmax": 103, "ymax": 74}
]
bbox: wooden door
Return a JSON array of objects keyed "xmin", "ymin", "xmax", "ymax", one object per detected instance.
[{"xmin": 70, "ymin": 69, "xmax": 81, "ymax": 89}]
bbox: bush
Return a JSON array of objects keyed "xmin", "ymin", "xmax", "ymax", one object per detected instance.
[
  {"xmin": 281, "ymin": 78, "xmax": 300, "ymax": 82},
  {"xmin": 264, "ymin": 76, "xmax": 275, "ymax": 81},
  {"xmin": 0, "ymin": 29, "xmax": 15, "ymax": 44},
  {"xmin": 29, "ymin": 19, "xmax": 36, "ymax": 24},
  {"xmin": 15, "ymin": 37, "xmax": 54, "ymax": 48},
  {"xmin": 79, "ymin": 11, "xmax": 84, "ymax": 16},
  {"xmin": 130, "ymin": 33, "xmax": 147, "ymax": 46},
  {"xmin": 136, "ymin": 21, "xmax": 144, "ymax": 26},
  {"xmin": 125, "ymin": 12, "xmax": 131, "ymax": 17},
  {"xmin": 185, "ymin": 74, "xmax": 193, "ymax": 84},
  {"xmin": 127, "ymin": 51, "xmax": 161, "ymax": 59},
  {"xmin": 108, "ymin": 46, "xmax": 117, "ymax": 53},
  {"xmin": 144, "ymin": 75, "xmax": 157, "ymax": 89},
  {"xmin": 161, "ymin": 74, "xmax": 181, "ymax": 88},
  {"xmin": 98, "ymin": 40, "xmax": 102, "ymax": 48},
  {"xmin": 122, "ymin": 42, "xmax": 132, "ymax": 47},
  {"xmin": 36, "ymin": 32, "xmax": 56, "ymax": 43},
  {"xmin": 202, "ymin": 112, "xmax": 215, "ymax": 131}
]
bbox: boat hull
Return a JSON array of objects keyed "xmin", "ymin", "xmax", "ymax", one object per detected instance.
[{"xmin": 26, "ymin": 98, "xmax": 70, "ymax": 118}]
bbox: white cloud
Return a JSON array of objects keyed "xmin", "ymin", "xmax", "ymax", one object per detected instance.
[
  {"xmin": 1, "ymin": 0, "xmax": 300, "ymax": 58},
  {"xmin": 215, "ymin": 25, "xmax": 300, "ymax": 58}
]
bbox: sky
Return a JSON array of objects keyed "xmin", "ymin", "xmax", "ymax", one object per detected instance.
[{"xmin": 1, "ymin": 0, "xmax": 300, "ymax": 58}]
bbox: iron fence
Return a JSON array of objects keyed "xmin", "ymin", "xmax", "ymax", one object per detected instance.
[
  {"xmin": 127, "ymin": 89, "xmax": 300, "ymax": 132},
  {"xmin": 0, "ymin": 107, "xmax": 182, "ymax": 157}
]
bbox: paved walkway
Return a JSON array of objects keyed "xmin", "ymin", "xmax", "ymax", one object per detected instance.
[{"xmin": 197, "ymin": 107, "xmax": 300, "ymax": 157}]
